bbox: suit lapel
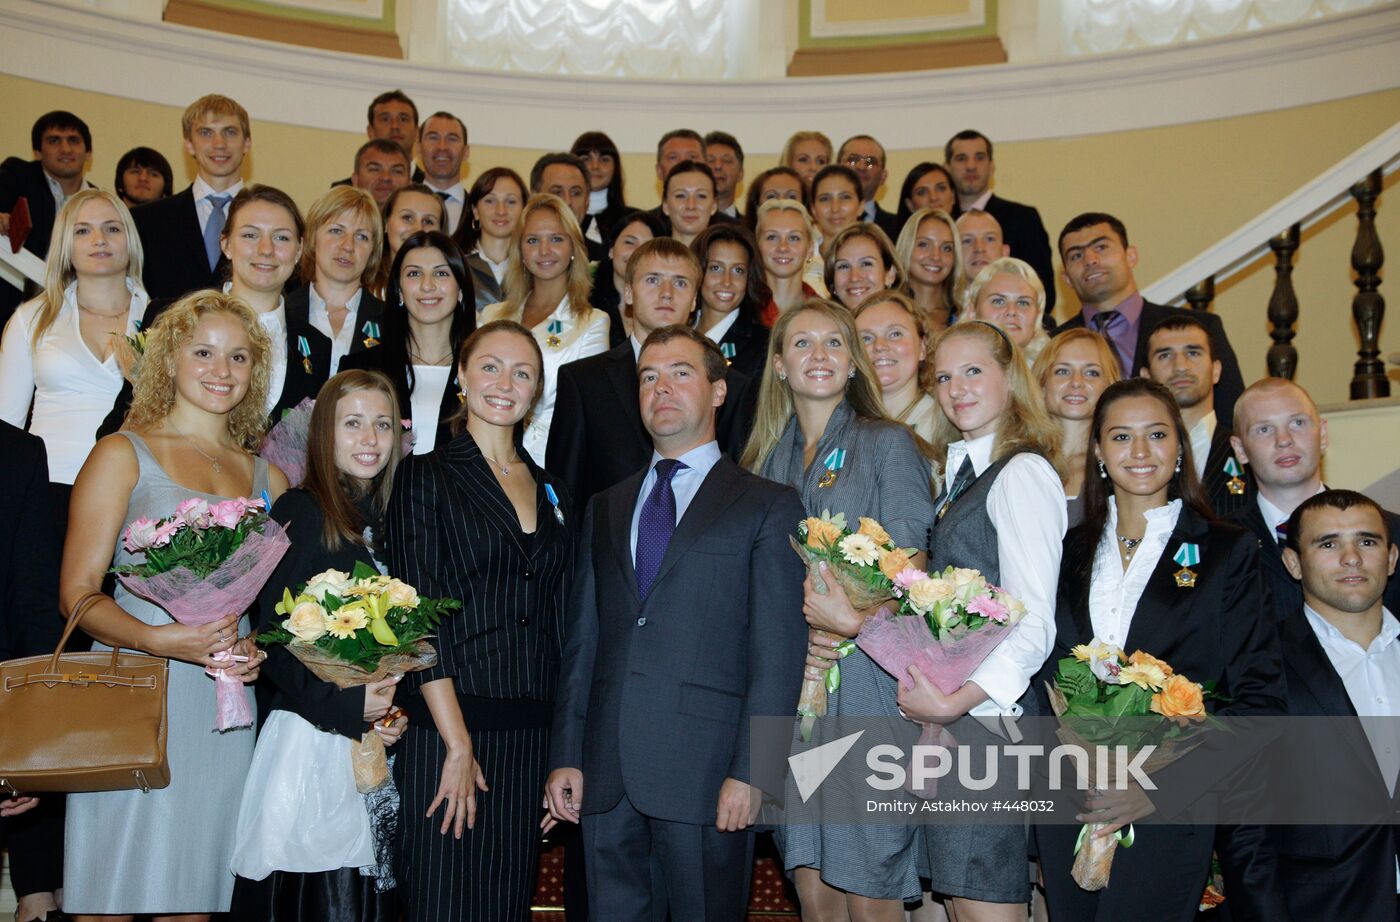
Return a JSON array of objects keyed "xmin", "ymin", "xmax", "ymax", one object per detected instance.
[
  {"xmin": 1123, "ymin": 507, "xmax": 1211, "ymax": 655},
  {"xmin": 645, "ymin": 459, "xmax": 745, "ymax": 598},
  {"xmin": 444, "ymin": 437, "xmax": 528, "ymax": 557},
  {"xmin": 1200, "ymin": 426, "xmax": 1233, "ymax": 497},
  {"xmin": 350, "ymin": 294, "xmax": 387, "ymax": 355},
  {"xmin": 177, "ymin": 187, "xmax": 208, "ymax": 268}
]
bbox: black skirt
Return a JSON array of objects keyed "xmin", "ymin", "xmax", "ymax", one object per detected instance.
[{"xmin": 229, "ymin": 868, "xmax": 398, "ymax": 922}]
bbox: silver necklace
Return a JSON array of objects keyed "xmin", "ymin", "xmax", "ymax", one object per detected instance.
[
  {"xmin": 1116, "ymin": 533, "xmax": 1142, "ymax": 562},
  {"xmin": 168, "ymin": 417, "xmax": 226, "ymax": 473},
  {"xmin": 482, "ymin": 452, "xmax": 518, "ymax": 476}
]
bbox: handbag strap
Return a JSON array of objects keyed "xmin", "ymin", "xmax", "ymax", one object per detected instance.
[
  {"xmin": 6, "ymin": 591, "xmax": 158, "ymax": 692},
  {"xmin": 45, "ymin": 590, "xmax": 116, "ymax": 674}
]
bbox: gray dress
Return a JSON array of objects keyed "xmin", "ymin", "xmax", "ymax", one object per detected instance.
[
  {"xmin": 64, "ymin": 431, "xmax": 265, "ymax": 914},
  {"xmin": 762, "ymin": 401, "xmax": 937, "ymax": 902}
]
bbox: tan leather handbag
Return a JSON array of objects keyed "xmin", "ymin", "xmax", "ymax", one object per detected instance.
[{"xmin": 0, "ymin": 591, "xmax": 169, "ymax": 795}]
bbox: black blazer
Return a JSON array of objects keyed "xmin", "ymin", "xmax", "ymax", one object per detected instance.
[
  {"xmin": 464, "ymin": 253, "xmax": 504, "ymax": 314},
  {"xmin": 1230, "ymin": 496, "xmax": 1400, "ymax": 624},
  {"xmin": 0, "ymin": 160, "xmax": 58, "ymax": 321},
  {"xmin": 548, "ymin": 456, "xmax": 807, "ymax": 825},
  {"xmin": 0, "ymin": 422, "xmax": 62, "ymax": 661},
  {"xmin": 283, "ymin": 283, "xmax": 389, "ymax": 371},
  {"xmin": 254, "ymin": 489, "xmax": 374, "ymax": 739},
  {"xmin": 337, "ymin": 347, "xmax": 458, "ymax": 453},
  {"xmin": 711, "ymin": 310, "xmax": 770, "ymax": 385},
  {"xmin": 133, "ymin": 186, "xmax": 228, "ymax": 301},
  {"xmin": 1055, "ymin": 299, "xmax": 1246, "ymax": 426},
  {"xmin": 544, "ymin": 340, "xmax": 756, "ymax": 516},
  {"xmin": 1199, "ymin": 424, "xmax": 1250, "ymax": 518},
  {"xmin": 385, "ymin": 432, "xmax": 573, "ymax": 709},
  {"xmin": 870, "ymin": 202, "xmax": 902, "ymax": 241},
  {"xmin": 971, "ymin": 194, "xmax": 1056, "ymax": 319},
  {"xmin": 1270, "ymin": 605, "xmax": 1400, "ymax": 921}
]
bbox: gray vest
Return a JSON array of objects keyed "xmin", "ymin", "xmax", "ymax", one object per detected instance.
[{"xmin": 929, "ymin": 454, "xmax": 1021, "ymax": 581}]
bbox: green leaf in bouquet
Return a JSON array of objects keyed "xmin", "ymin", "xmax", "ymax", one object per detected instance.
[
  {"xmin": 351, "ymin": 560, "xmax": 378, "ymax": 581},
  {"xmin": 1099, "ymin": 683, "xmax": 1152, "ymax": 718}
]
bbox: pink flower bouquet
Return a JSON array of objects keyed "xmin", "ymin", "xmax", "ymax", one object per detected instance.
[
  {"xmin": 855, "ymin": 565, "xmax": 1027, "ymax": 798},
  {"xmin": 113, "ymin": 495, "xmax": 291, "ymax": 731}
]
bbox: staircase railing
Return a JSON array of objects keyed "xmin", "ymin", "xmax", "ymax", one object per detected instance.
[
  {"xmin": 1141, "ymin": 119, "xmax": 1400, "ymax": 399},
  {"xmin": 0, "ymin": 233, "xmax": 45, "ymax": 294}
]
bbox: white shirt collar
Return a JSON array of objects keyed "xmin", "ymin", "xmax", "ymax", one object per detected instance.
[
  {"xmin": 630, "ymin": 334, "xmax": 644, "ymax": 363},
  {"xmin": 1256, "ymin": 482, "xmax": 1326, "ymax": 533},
  {"xmin": 702, "ymin": 310, "xmax": 740, "ymax": 344},
  {"xmin": 946, "ymin": 430, "xmax": 997, "ymax": 478},
  {"xmin": 587, "ymin": 188, "xmax": 609, "ymax": 216},
  {"xmin": 308, "ymin": 282, "xmax": 363, "ymax": 319},
  {"xmin": 193, "ymin": 176, "xmax": 244, "ymax": 203},
  {"xmin": 424, "ymin": 179, "xmax": 465, "ymax": 202},
  {"xmin": 1304, "ymin": 603, "xmax": 1400, "ymax": 655},
  {"xmin": 966, "ymin": 189, "xmax": 993, "ymax": 212},
  {"xmin": 1107, "ymin": 494, "xmax": 1182, "ymax": 532},
  {"xmin": 1188, "ymin": 410, "xmax": 1217, "ymax": 477}
]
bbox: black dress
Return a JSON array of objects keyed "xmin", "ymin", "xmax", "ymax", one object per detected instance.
[
  {"xmin": 229, "ymin": 488, "xmax": 397, "ymax": 922},
  {"xmin": 386, "ymin": 431, "xmax": 574, "ymax": 922}
]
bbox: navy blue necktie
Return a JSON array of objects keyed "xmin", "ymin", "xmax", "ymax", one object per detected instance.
[{"xmin": 636, "ymin": 459, "xmax": 685, "ymax": 597}]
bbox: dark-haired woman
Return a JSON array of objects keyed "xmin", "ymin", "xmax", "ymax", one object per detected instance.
[
  {"xmin": 453, "ymin": 167, "xmax": 525, "ymax": 312},
  {"xmin": 230, "ymin": 369, "xmax": 408, "ymax": 921},
  {"xmin": 589, "ymin": 208, "xmax": 665, "ymax": 348},
  {"xmin": 115, "ymin": 146, "xmax": 173, "ymax": 207},
  {"xmin": 571, "ymin": 130, "xmax": 629, "ymax": 250},
  {"xmin": 691, "ymin": 223, "xmax": 770, "ymax": 382},
  {"xmin": 1035, "ymin": 378, "xmax": 1283, "ymax": 921},
  {"xmin": 369, "ymin": 184, "xmax": 445, "ymax": 300},
  {"xmin": 387, "ymin": 320, "xmax": 574, "ymax": 922},
  {"xmin": 340, "ymin": 230, "xmax": 475, "ymax": 455},
  {"xmin": 743, "ymin": 166, "xmax": 810, "ymax": 234},
  {"xmin": 894, "ymin": 162, "xmax": 956, "ymax": 233}
]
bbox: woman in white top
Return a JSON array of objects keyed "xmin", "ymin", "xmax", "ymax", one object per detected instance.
[
  {"xmin": 963, "ymin": 256, "xmax": 1051, "ymax": 366},
  {"xmin": 852, "ymin": 289, "xmax": 938, "ymax": 443},
  {"xmin": 1032, "ymin": 328, "xmax": 1121, "ymax": 526},
  {"xmin": 481, "ymin": 193, "xmax": 608, "ymax": 465},
  {"xmin": 0, "ymin": 188, "xmax": 149, "ymax": 485}
]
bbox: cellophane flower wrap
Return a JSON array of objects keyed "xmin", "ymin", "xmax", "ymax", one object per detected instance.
[
  {"xmin": 790, "ymin": 513, "xmax": 912, "ymax": 739},
  {"xmin": 261, "ymin": 398, "xmax": 416, "ymax": 488},
  {"xmin": 112, "ymin": 495, "xmax": 290, "ymax": 731},
  {"xmin": 257, "ymin": 561, "xmax": 462, "ymax": 792},
  {"xmin": 1046, "ymin": 642, "xmax": 1216, "ymax": 891},
  {"xmin": 855, "ymin": 565, "xmax": 1027, "ymax": 798}
]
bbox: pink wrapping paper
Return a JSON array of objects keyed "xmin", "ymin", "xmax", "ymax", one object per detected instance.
[
  {"xmin": 856, "ymin": 606, "xmax": 1015, "ymax": 798},
  {"xmin": 118, "ymin": 518, "xmax": 291, "ymax": 730},
  {"xmin": 260, "ymin": 398, "xmax": 315, "ymax": 487}
]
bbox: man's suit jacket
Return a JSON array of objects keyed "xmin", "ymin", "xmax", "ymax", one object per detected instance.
[
  {"xmin": 0, "ymin": 160, "xmax": 58, "ymax": 322},
  {"xmin": 958, "ymin": 193, "xmax": 1056, "ymax": 321},
  {"xmin": 870, "ymin": 202, "xmax": 902, "ymax": 241},
  {"xmin": 133, "ymin": 186, "xmax": 227, "ymax": 301},
  {"xmin": 0, "ymin": 421, "xmax": 61, "ymax": 662},
  {"xmin": 545, "ymin": 341, "xmax": 756, "ymax": 516},
  {"xmin": 1230, "ymin": 496, "xmax": 1400, "ymax": 624},
  {"xmin": 1200, "ymin": 424, "xmax": 1250, "ymax": 518},
  {"xmin": 283, "ymin": 283, "xmax": 388, "ymax": 371},
  {"xmin": 548, "ymin": 456, "xmax": 807, "ymax": 825},
  {"xmin": 1271, "ymin": 605, "xmax": 1400, "ymax": 921},
  {"xmin": 1055, "ymin": 299, "xmax": 1246, "ymax": 427},
  {"xmin": 331, "ymin": 165, "xmax": 425, "ymax": 188}
]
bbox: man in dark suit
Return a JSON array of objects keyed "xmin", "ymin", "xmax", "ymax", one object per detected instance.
[
  {"xmin": 1055, "ymin": 211, "xmax": 1245, "ymax": 424},
  {"xmin": 704, "ymin": 130, "xmax": 745, "ymax": 220},
  {"xmin": 133, "ymin": 94, "xmax": 250, "ymax": 300},
  {"xmin": 1273, "ymin": 490, "xmax": 1400, "ymax": 919},
  {"xmin": 545, "ymin": 323, "xmax": 806, "ymax": 922},
  {"xmin": 946, "ymin": 129, "xmax": 1056, "ymax": 322},
  {"xmin": 546, "ymin": 237, "xmax": 755, "ymax": 516},
  {"xmin": 837, "ymin": 134, "xmax": 901, "ymax": 239},
  {"xmin": 330, "ymin": 88, "xmax": 425, "ymax": 187},
  {"xmin": 1142, "ymin": 313, "xmax": 1249, "ymax": 517},
  {"xmin": 531, "ymin": 152, "xmax": 604, "ymax": 261},
  {"xmin": 0, "ymin": 110, "xmax": 93, "ymax": 321},
  {"xmin": 347, "ymin": 138, "xmax": 411, "ymax": 207},
  {"xmin": 1227, "ymin": 377, "xmax": 1400, "ymax": 622}
]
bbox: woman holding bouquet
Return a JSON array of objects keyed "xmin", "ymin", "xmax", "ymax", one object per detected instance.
[
  {"xmin": 1034, "ymin": 378, "xmax": 1282, "ymax": 921},
  {"xmin": 228, "ymin": 368, "xmax": 407, "ymax": 920},
  {"xmin": 386, "ymin": 319, "xmax": 574, "ymax": 921},
  {"xmin": 58, "ymin": 290, "xmax": 287, "ymax": 919},
  {"xmin": 740, "ymin": 297, "xmax": 936, "ymax": 919}
]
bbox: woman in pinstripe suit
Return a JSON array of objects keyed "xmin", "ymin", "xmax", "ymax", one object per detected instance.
[{"xmin": 386, "ymin": 319, "xmax": 574, "ymax": 921}]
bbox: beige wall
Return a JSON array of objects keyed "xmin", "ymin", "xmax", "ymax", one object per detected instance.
[{"xmin": 6, "ymin": 74, "xmax": 1396, "ymax": 405}]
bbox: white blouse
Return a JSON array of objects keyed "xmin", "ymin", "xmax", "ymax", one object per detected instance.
[
  {"xmin": 408, "ymin": 364, "xmax": 452, "ymax": 456},
  {"xmin": 1089, "ymin": 497, "xmax": 1183, "ymax": 648},
  {"xmin": 482, "ymin": 295, "xmax": 610, "ymax": 465},
  {"xmin": 0, "ymin": 280, "xmax": 149, "ymax": 484}
]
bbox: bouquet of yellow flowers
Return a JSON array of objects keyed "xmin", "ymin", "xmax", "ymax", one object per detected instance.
[
  {"xmin": 1046, "ymin": 642, "xmax": 1215, "ymax": 890},
  {"xmin": 791, "ymin": 512, "xmax": 915, "ymax": 739},
  {"xmin": 258, "ymin": 562, "xmax": 460, "ymax": 790}
]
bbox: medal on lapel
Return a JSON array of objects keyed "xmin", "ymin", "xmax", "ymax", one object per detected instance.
[
  {"xmin": 1223, "ymin": 457, "xmax": 1246, "ymax": 495},
  {"xmin": 817, "ymin": 448, "xmax": 845, "ymax": 489},
  {"xmin": 297, "ymin": 335, "xmax": 312, "ymax": 375},
  {"xmin": 720, "ymin": 341, "xmax": 736, "ymax": 365},
  {"xmin": 545, "ymin": 483, "xmax": 565, "ymax": 526},
  {"xmin": 545, "ymin": 319, "xmax": 563, "ymax": 350},
  {"xmin": 361, "ymin": 320, "xmax": 380, "ymax": 350},
  {"xmin": 1173, "ymin": 542, "xmax": 1201, "ymax": 588}
]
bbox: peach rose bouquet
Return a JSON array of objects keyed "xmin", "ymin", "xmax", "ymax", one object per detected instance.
[{"xmin": 1045, "ymin": 642, "xmax": 1217, "ymax": 890}]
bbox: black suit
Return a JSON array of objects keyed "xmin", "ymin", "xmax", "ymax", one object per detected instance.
[
  {"xmin": 711, "ymin": 311, "xmax": 770, "ymax": 386},
  {"xmin": 550, "ymin": 455, "xmax": 806, "ymax": 921},
  {"xmin": 1055, "ymin": 299, "xmax": 1246, "ymax": 427},
  {"xmin": 133, "ymin": 186, "xmax": 228, "ymax": 300},
  {"xmin": 282, "ymin": 284, "xmax": 388, "ymax": 372},
  {"xmin": 1199, "ymin": 424, "xmax": 1250, "ymax": 518},
  {"xmin": 464, "ymin": 253, "xmax": 504, "ymax": 313},
  {"xmin": 387, "ymin": 432, "xmax": 574, "ymax": 921},
  {"xmin": 337, "ymin": 348, "xmax": 458, "ymax": 453},
  {"xmin": 955, "ymin": 193, "xmax": 1056, "ymax": 322},
  {"xmin": 869, "ymin": 202, "xmax": 902, "ymax": 241},
  {"xmin": 1035, "ymin": 506, "xmax": 1285, "ymax": 921},
  {"xmin": 0, "ymin": 160, "xmax": 59, "ymax": 322},
  {"xmin": 331, "ymin": 164, "xmax": 425, "ymax": 188},
  {"xmin": 545, "ymin": 341, "xmax": 755, "ymax": 516},
  {"xmin": 1270, "ymin": 606, "xmax": 1400, "ymax": 921}
]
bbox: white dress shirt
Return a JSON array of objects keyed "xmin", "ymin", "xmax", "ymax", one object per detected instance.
[
  {"xmin": 0, "ymin": 279, "xmax": 148, "ymax": 483},
  {"xmin": 629, "ymin": 441, "xmax": 723, "ymax": 560},
  {"xmin": 585, "ymin": 189, "xmax": 609, "ymax": 245},
  {"xmin": 701, "ymin": 309, "xmax": 739, "ymax": 345},
  {"xmin": 1089, "ymin": 497, "xmax": 1183, "ymax": 647},
  {"xmin": 307, "ymin": 283, "xmax": 363, "ymax": 373},
  {"xmin": 942, "ymin": 432, "xmax": 1066, "ymax": 717},
  {"xmin": 482, "ymin": 295, "xmax": 610, "ymax": 465},
  {"xmin": 1257, "ymin": 484, "xmax": 1325, "ymax": 539},
  {"xmin": 426, "ymin": 180, "xmax": 466, "ymax": 235},
  {"xmin": 1188, "ymin": 410, "xmax": 1216, "ymax": 479},
  {"xmin": 194, "ymin": 176, "xmax": 244, "ymax": 237},
  {"xmin": 44, "ymin": 171, "xmax": 93, "ymax": 213},
  {"xmin": 223, "ymin": 283, "xmax": 286, "ymax": 415},
  {"xmin": 407, "ymin": 364, "xmax": 452, "ymax": 456},
  {"xmin": 964, "ymin": 189, "xmax": 993, "ymax": 213}
]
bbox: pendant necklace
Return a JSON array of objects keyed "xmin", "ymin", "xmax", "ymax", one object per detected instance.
[
  {"xmin": 482, "ymin": 452, "xmax": 518, "ymax": 476},
  {"xmin": 1117, "ymin": 533, "xmax": 1142, "ymax": 563},
  {"xmin": 168, "ymin": 417, "xmax": 226, "ymax": 474}
]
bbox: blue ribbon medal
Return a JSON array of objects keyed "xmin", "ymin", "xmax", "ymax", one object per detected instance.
[
  {"xmin": 361, "ymin": 320, "xmax": 380, "ymax": 349},
  {"xmin": 720, "ymin": 342, "xmax": 736, "ymax": 361},
  {"xmin": 544, "ymin": 483, "xmax": 565, "ymax": 525},
  {"xmin": 1172, "ymin": 542, "xmax": 1201, "ymax": 588},
  {"xmin": 1223, "ymin": 457, "xmax": 1246, "ymax": 495},
  {"xmin": 817, "ymin": 448, "xmax": 846, "ymax": 489},
  {"xmin": 297, "ymin": 335, "xmax": 312, "ymax": 374}
]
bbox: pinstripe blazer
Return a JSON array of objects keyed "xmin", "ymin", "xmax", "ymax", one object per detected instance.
[{"xmin": 386, "ymin": 430, "xmax": 574, "ymax": 704}]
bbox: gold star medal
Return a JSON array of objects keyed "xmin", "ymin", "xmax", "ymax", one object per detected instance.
[
  {"xmin": 1224, "ymin": 457, "xmax": 1245, "ymax": 495},
  {"xmin": 1172, "ymin": 542, "xmax": 1200, "ymax": 588},
  {"xmin": 817, "ymin": 448, "xmax": 845, "ymax": 489},
  {"xmin": 361, "ymin": 320, "xmax": 380, "ymax": 350},
  {"xmin": 545, "ymin": 319, "xmax": 563, "ymax": 350}
]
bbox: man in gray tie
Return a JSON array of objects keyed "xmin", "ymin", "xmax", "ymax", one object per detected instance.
[
  {"xmin": 546, "ymin": 324, "xmax": 807, "ymax": 922},
  {"xmin": 133, "ymin": 94, "xmax": 251, "ymax": 300}
]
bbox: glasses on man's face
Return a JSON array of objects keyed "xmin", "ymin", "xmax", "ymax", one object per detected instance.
[{"xmin": 844, "ymin": 156, "xmax": 880, "ymax": 170}]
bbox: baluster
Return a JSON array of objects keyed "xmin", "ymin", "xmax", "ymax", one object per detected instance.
[
  {"xmin": 1266, "ymin": 224, "xmax": 1300, "ymax": 380},
  {"xmin": 1350, "ymin": 169, "xmax": 1389, "ymax": 399},
  {"xmin": 1185, "ymin": 277, "xmax": 1214, "ymax": 313}
]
